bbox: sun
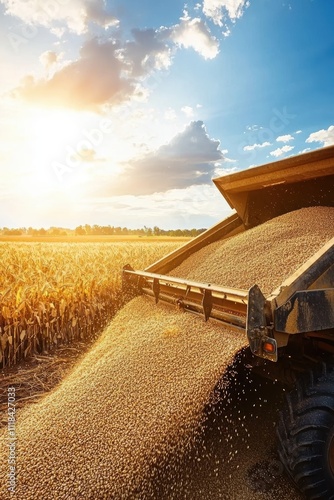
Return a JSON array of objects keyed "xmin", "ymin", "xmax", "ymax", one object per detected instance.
[
  {"xmin": 26, "ymin": 108, "xmax": 84, "ymax": 162},
  {"xmin": 18, "ymin": 108, "xmax": 88, "ymax": 192}
]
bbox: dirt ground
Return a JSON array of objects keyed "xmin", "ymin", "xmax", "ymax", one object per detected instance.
[{"xmin": 0, "ymin": 340, "xmax": 96, "ymax": 426}]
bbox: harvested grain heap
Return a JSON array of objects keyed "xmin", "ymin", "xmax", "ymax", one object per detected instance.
[
  {"xmin": 0, "ymin": 300, "xmax": 246, "ymax": 500},
  {"xmin": 171, "ymin": 207, "xmax": 334, "ymax": 295},
  {"xmin": 0, "ymin": 206, "xmax": 333, "ymax": 499}
]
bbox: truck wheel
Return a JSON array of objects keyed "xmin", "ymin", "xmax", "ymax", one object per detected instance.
[{"xmin": 277, "ymin": 363, "xmax": 334, "ymax": 499}]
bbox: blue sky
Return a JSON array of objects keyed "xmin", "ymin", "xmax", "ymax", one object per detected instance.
[{"xmin": 0, "ymin": 0, "xmax": 333, "ymax": 229}]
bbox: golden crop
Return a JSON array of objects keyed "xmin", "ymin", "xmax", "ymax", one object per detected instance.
[{"xmin": 0, "ymin": 241, "xmax": 182, "ymax": 367}]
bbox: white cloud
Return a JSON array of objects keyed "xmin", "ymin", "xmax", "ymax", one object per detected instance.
[
  {"xmin": 295, "ymin": 130, "xmax": 302, "ymax": 134},
  {"xmin": 203, "ymin": 0, "xmax": 249, "ymax": 26},
  {"xmin": 0, "ymin": 0, "xmax": 118, "ymax": 35},
  {"xmin": 13, "ymin": 29, "xmax": 173, "ymax": 111},
  {"xmin": 214, "ymin": 165, "xmax": 237, "ymax": 176},
  {"xmin": 88, "ymin": 121, "xmax": 224, "ymax": 195},
  {"xmin": 181, "ymin": 106, "xmax": 194, "ymax": 117},
  {"xmin": 276, "ymin": 134, "xmax": 294, "ymax": 143},
  {"xmin": 246, "ymin": 124, "xmax": 262, "ymax": 131},
  {"xmin": 79, "ymin": 183, "xmax": 231, "ymax": 229},
  {"xmin": 11, "ymin": 16, "xmax": 219, "ymax": 111},
  {"xmin": 124, "ymin": 28, "xmax": 172, "ymax": 77},
  {"xmin": 169, "ymin": 16, "xmax": 219, "ymax": 59},
  {"xmin": 243, "ymin": 141, "xmax": 271, "ymax": 151},
  {"xmin": 222, "ymin": 157, "xmax": 237, "ymax": 163},
  {"xmin": 50, "ymin": 27, "xmax": 66, "ymax": 38},
  {"xmin": 270, "ymin": 145, "xmax": 294, "ymax": 157},
  {"xmin": 306, "ymin": 125, "xmax": 334, "ymax": 147},
  {"xmin": 164, "ymin": 108, "xmax": 177, "ymax": 120},
  {"xmin": 39, "ymin": 51, "xmax": 62, "ymax": 70},
  {"xmin": 13, "ymin": 39, "xmax": 137, "ymax": 111},
  {"xmin": 298, "ymin": 148, "xmax": 311, "ymax": 154}
]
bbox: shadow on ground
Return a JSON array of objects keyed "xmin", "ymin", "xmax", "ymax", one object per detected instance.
[{"xmin": 153, "ymin": 351, "xmax": 304, "ymax": 500}]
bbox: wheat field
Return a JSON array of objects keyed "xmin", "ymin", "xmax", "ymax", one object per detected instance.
[{"xmin": 0, "ymin": 240, "xmax": 183, "ymax": 368}]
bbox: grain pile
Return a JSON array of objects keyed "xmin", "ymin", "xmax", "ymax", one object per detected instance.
[
  {"xmin": 0, "ymin": 298, "xmax": 246, "ymax": 499},
  {"xmin": 171, "ymin": 207, "xmax": 334, "ymax": 295},
  {"xmin": 0, "ymin": 206, "xmax": 333, "ymax": 499}
]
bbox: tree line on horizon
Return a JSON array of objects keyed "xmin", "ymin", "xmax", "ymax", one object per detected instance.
[{"xmin": 0, "ymin": 225, "xmax": 207, "ymax": 237}]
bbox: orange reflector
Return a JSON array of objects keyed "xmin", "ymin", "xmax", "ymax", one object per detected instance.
[{"xmin": 263, "ymin": 341, "xmax": 276, "ymax": 354}]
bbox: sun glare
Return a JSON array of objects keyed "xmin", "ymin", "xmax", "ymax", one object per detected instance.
[
  {"xmin": 27, "ymin": 108, "xmax": 83, "ymax": 160},
  {"xmin": 17, "ymin": 108, "xmax": 88, "ymax": 198}
]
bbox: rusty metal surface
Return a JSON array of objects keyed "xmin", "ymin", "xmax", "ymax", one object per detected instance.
[
  {"xmin": 268, "ymin": 238, "xmax": 334, "ymax": 307},
  {"xmin": 275, "ymin": 289, "xmax": 334, "ymax": 334},
  {"xmin": 123, "ymin": 267, "xmax": 248, "ymax": 331}
]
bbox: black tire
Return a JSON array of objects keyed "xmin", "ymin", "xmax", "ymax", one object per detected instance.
[{"xmin": 277, "ymin": 363, "xmax": 334, "ymax": 499}]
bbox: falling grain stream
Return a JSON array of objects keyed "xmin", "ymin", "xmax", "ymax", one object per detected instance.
[{"xmin": 0, "ymin": 207, "xmax": 333, "ymax": 499}]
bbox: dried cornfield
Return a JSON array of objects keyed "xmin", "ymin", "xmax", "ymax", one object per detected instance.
[{"xmin": 0, "ymin": 241, "xmax": 182, "ymax": 368}]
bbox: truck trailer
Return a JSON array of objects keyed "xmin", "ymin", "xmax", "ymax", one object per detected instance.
[{"xmin": 123, "ymin": 145, "xmax": 334, "ymax": 499}]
